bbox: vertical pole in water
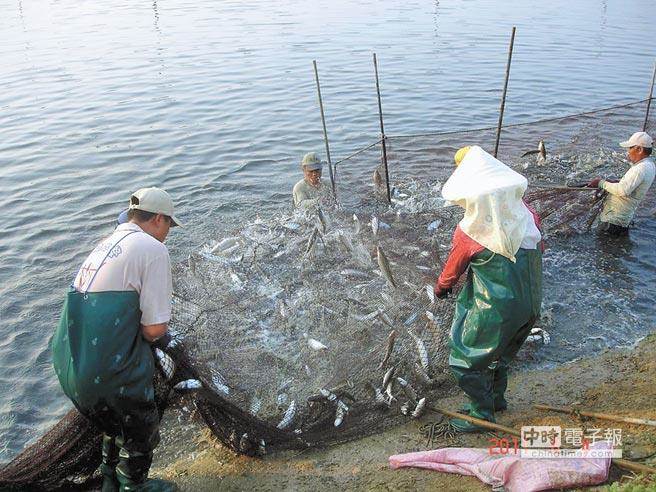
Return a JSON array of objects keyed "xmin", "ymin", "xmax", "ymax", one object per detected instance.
[
  {"xmin": 493, "ymin": 26, "xmax": 516, "ymax": 158},
  {"xmin": 313, "ymin": 60, "xmax": 336, "ymax": 200},
  {"xmin": 373, "ymin": 53, "xmax": 392, "ymax": 204},
  {"xmin": 643, "ymin": 61, "xmax": 656, "ymax": 131}
]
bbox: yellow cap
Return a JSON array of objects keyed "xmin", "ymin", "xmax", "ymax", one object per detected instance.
[{"xmin": 454, "ymin": 146, "xmax": 472, "ymax": 166}]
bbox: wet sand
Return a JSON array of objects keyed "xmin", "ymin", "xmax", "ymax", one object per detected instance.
[{"xmin": 151, "ymin": 334, "xmax": 656, "ymax": 491}]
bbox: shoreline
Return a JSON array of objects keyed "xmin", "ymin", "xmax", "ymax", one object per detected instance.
[{"xmin": 151, "ymin": 333, "xmax": 656, "ymax": 491}]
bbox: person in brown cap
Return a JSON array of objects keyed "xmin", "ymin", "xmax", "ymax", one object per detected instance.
[{"xmin": 293, "ymin": 152, "xmax": 324, "ymax": 208}]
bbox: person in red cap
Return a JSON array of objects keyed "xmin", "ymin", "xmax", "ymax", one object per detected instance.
[{"xmin": 587, "ymin": 131, "xmax": 655, "ymax": 236}]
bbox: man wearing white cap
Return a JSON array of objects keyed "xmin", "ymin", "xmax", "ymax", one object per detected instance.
[
  {"xmin": 293, "ymin": 152, "xmax": 324, "ymax": 208},
  {"xmin": 588, "ymin": 131, "xmax": 655, "ymax": 236},
  {"xmin": 52, "ymin": 187, "xmax": 181, "ymax": 491}
]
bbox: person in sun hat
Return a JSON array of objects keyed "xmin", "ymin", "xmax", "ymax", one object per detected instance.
[
  {"xmin": 433, "ymin": 146, "xmax": 543, "ymax": 433},
  {"xmin": 587, "ymin": 131, "xmax": 655, "ymax": 236},
  {"xmin": 293, "ymin": 152, "xmax": 324, "ymax": 208},
  {"xmin": 53, "ymin": 187, "xmax": 181, "ymax": 491}
]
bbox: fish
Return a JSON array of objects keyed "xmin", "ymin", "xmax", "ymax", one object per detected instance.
[
  {"xmin": 382, "ymin": 365, "xmax": 396, "ymax": 389},
  {"xmin": 373, "ymin": 168, "xmax": 384, "ymax": 190},
  {"xmin": 304, "ymin": 364, "xmax": 312, "ymax": 377},
  {"xmin": 211, "ymin": 237, "xmax": 240, "ymax": 254},
  {"xmin": 249, "ymin": 396, "xmax": 262, "ymax": 415},
  {"xmin": 411, "ymin": 397, "xmax": 426, "ymax": 418},
  {"xmin": 380, "ymin": 292, "xmax": 393, "ymax": 306},
  {"xmin": 403, "ymin": 310, "xmax": 421, "ymax": 326},
  {"xmin": 173, "ymin": 379, "xmax": 203, "ymax": 391},
  {"xmin": 377, "ymin": 330, "xmax": 397, "ymax": 369},
  {"xmin": 408, "ymin": 329, "xmax": 429, "ymax": 370},
  {"xmin": 278, "ymin": 299, "xmax": 289, "ymax": 319},
  {"xmin": 154, "ymin": 348, "xmax": 175, "ymax": 380},
  {"xmin": 397, "ymin": 377, "xmax": 418, "ymax": 403},
  {"xmin": 353, "ymin": 309, "xmax": 381, "ymax": 322},
  {"xmin": 239, "ymin": 433, "xmax": 251, "ymax": 453},
  {"xmin": 425, "ymin": 285, "xmax": 435, "ymax": 305},
  {"xmin": 340, "ymin": 269, "xmax": 369, "ymax": 278},
  {"xmin": 427, "ymin": 219, "xmax": 441, "ymax": 232},
  {"xmin": 337, "ymin": 231, "xmax": 353, "ymax": 253},
  {"xmin": 413, "ymin": 363, "xmax": 433, "ymax": 386},
  {"xmin": 521, "ymin": 140, "xmax": 547, "ymax": 162},
  {"xmin": 278, "ymin": 379, "xmax": 293, "ymax": 392},
  {"xmin": 303, "ymin": 333, "xmax": 328, "ymax": 351},
  {"xmin": 370, "ymin": 384, "xmax": 391, "ymax": 408},
  {"xmin": 527, "ymin": 327, "xmax": 551, "ymax": 345},
  {"xmin": 304, "ymin": 227, "xmax": 322, "ymax": 256},
  {"xmin": 334, "ymin": 400, "xmax": 349, "ymax": 427},
  {"xmin": 379, "ymin": 221, "xmax": 391, "ymax": 230},
  {"xmin": 230, "ymin": 272, "xmax": 243, "ymax": 288},
  {"xmin": 317, "ymin": 207, "xmax": 328, "ymax": 233},
  {"xmin": 376, "ymin": 246, "xmax": 397, "ymax": 288},
  {"xmin": 400, "ymin": 401, "xmax": 411, "ymax": 416},
  {"xmin": 188, "ymin": 255, "xmax": 196, "ymax": 275},
  {"xmin": 212, "ymin": 374, "xmax": 230, "ymax": 395},
  {"xmin": 416, "ymin": 265, "xmax": 431, "ymax": 271},
  {"xmin": 258, "ymin": 439, "xmax": 267, "ymax": 455},
  {"xmin": 277, "ymin": 393, "xmax": 288, "ymax": 406},
  {"xmin": 353, "ymin": 214, "xmax": 361, "ymax": 234},
  {"xmin": 319, "ymin": 388, "xmax": 338, "ymax": 402},
  {"xmin": 371, "ymin": 216, "xmax": 379, "ymax": 236},
  {"xmin": 385, "ymin": 381, "xmax": 395, "ymax": 401},
  {"xmin": 377, "ymin": 310, "xmax": 394, "ymax": 328},
  {"xmin": 276, "ymin": 400, "xmax": 296, "ymax": 429},
  {"xmin": 425, "ymin": 310, "xmax": 437, "ymax": 323}
]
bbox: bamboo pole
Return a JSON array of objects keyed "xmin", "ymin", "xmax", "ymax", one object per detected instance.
[
  {"xmin": 312, "ymin": 60, "xmax": 336, "ymax": 200},
  {"xmin": 373, "ymin": 53, "xmax": 392, "ymax": 204},
  {"xmin": 493, "ymin": 26, "xmax": 516, "ymax": 158},
  {"xmin": 534, "ymin": 404, "xmax": 656, "ymax": 428},
  {"xmin": 427, "ymin": 404, "xmax": 656, "ymax": 475},
  {"xmin": 643, "ymin": 61, "xmax": 656, "ymax": 131}
]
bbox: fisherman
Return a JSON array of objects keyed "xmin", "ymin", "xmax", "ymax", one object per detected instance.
[
  {"xmin": 434, "ymin": 146, "xmax": 543, "ymax": 432},
  {"xmin": 51, "ymin": 187, "xmax": 181, "ymax": 491},
  {"xmin": 587, "ymin": 131, "xmax": 655, "ymax": 236},
  {"xmin": 293, "ymin": 152, "xmax": 324, "ymax": 208}
]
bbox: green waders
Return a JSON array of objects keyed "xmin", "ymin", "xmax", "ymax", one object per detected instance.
[
  {"xmin": 448, "ymin": 247, "xmax": 542, "ymax": 432},
  {"xmin": 52, "ymin": 287, "xmax": 175, "ymax": 491}
]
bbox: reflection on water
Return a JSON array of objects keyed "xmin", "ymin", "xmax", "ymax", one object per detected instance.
[{"xmin": 0, "ymin": 0, "xmax": 655, "ymax": 460}]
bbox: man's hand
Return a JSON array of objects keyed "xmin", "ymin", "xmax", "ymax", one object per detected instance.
[
  {"xmin": 587, "ymin": 178, "xmax": 602, "ymax": 188},
  {"xmin": 142, "ymin": 323, "xmax": 168, "ymax": 342},
  {"xmin": 434, "ymin": 286, "xmax": 452, "ymax": 299}
]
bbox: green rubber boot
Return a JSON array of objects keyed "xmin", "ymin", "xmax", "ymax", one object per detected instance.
[
  {"xmin": 100, "ymin": 434, "xmax": 120, "ymax": 492},
  {"xmin": 492, "ymin": 364, "xmax": 509, "ymax": 412},
  {"xmin": 449, "ymin": 367, "xmax": 495, "ymax": 433},
  {"xmin": 116, "ymin": 448, "xmax": 178, "ymax": 492}
]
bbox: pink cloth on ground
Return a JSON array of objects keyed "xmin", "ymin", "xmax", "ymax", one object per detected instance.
[{"xmin": 389, "ymin": 442, "xmax": 611, "ymax": 492}]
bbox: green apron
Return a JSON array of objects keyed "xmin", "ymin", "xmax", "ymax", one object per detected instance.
[
  {"xmin": 52, "ymin": 230, "xmax": 155, "ymax": 418},
  {"xmin": 51, "ymin": 289, "xmax": 155, "ymax": 412},
  {"xmin": 448, "ymin": 247, "xmax": 542, "ymax": 371}
]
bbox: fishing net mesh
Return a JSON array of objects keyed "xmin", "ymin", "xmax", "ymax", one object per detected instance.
[{"xmin": 1, "ymin": 99, "xmax": 655, "ymax": 489}]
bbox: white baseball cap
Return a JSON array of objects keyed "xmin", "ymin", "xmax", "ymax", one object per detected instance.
[
  {"xmin": 119, "ymin": 187, "xmax": 183, "ymax": 227},
  {"xmin": 301, "ymin": 152, "xmax": 324, "ymax": 171},
  {"xmin": 619, "ymin": 131, "xmax": 653, "ymax": 149}
]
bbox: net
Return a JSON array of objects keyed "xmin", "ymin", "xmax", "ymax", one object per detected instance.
[{"xmin": 1, "ymin": 98, "xmax": 654, "ymax": 490}]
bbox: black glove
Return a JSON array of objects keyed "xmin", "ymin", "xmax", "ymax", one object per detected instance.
[
  {"xmin": 434, "ymin": 287, "xmax": 452, "ymax": 299},
  {"xmin": 151, "ymin": 332, "xmax": 172, "ymax": 351}
]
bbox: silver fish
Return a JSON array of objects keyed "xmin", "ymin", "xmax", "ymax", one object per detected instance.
[
  {"xmin": 353, "ymin": 214, "xmax": 361, "ymax": 234},
  {"xmin": 305, "ymin": 227, "xmax": 322, "ymax": 256},
  {"xmin": 278, "ymin": 299, "xmax": 289, "ymax": 319},
  {"xmin": 397, "ymin": 377, "xmax": 418, "ymax": 403},
  {"xmin": 425, "ymin": 285, "xmax": 435, "ymax": 304},
  {"xmin": 522, "ymin": 140, "xmax": 547, "ymax": 162},
  {"xmin": 317, "ymin": 207, "xmax": 328, "ymax": 233},
  {"xmin": 382, "ymin": 365, "xmax": 396, "ymax": 389},
  {"xmin": 304, "ymin": 333, "xmax": 328, "ymax": 351},
  {"xmin": 334, "ymin": 400, "xmax": 349, "ymax": 427},
  {"xmin": 408, "ymin": 329, "xmax": 429, "ymax": 370},
  {"xmin": 276, "ymin": 400, "xmax": 296, "ymax": 429},
  {"xmin": 278, "ymin": 379, "xmax": 293, "ymax": 392},
  {"xmin": 373, "ymin": 168, "xmax": 384, "ymax": 189},
  {"xmin": 411, "ymin": 397, "xmax": 427, "ymax": 419},
  {"xmin": 212, "ymin": 374, "xmax": 230, "ymax": 395},
  {"xmin": 376, "ymin": 246, "xmax": 397, "ymax": 288},
  {"xmin": 239, "ymin": 433, "xmax": 251, "ymax": 453},
  {"xmin": 377, "ymin": 310, "xmax": 394, "ymax": 328},
  {"xmin": 211, "ymin": 237, "xmax": 240, "ymax": 254},
  {"xmin": 258, "ymin": 439, "xmax": 266, "ymax": 455},
  {"xmin": 380, "ymin": 291, "xmax": 393, "ymax": 305},
  {"xmin": 249, "ymin": 396, "xmax": 262, "ymax": 415},
  {"xmin": 173, "ymin": 379, "xmax": 202, "ymax": 391},
  {"xmin": 371, "ymin": 216, "xmax": 379, "ymax": 236},
  {"xmin": 354, "ymin": 309, "xmax": 381, "ymax": 322},
  {"xmin": 416, "ymin": 265, "xmax": 431, "ymax": 271},
  {"xmin": 385, "ymin": 382, "xmax": 395, "ymax": 401},
  {"xmin": 340, "ymin": 269, "xmax": 369, "ymax": 278},
  {"xmin": 427, "ymin": 219, "xmax": 441, "ymax": 233},
  {"xmin": 319, "ymin": 388, "xmax": 338, "ymax": 402},
  {"xmin": 154, "ymin": 348, "xmax": 175, "ymax": 380},
  {"xmin": 379, "ymin": 220, "xmax": 391, "ymax": 230},
  {"xmin": 377, "ymin": 330, "xmax": 397, "ymax": 369},
  {"xmin": 277, "ymin": 393, "xmax": 288, "ymax": 406},
  {"xmin": 413, "ymin": 363, "xmax": 433, "ymax": 386},
  {"xmin": 400, "ymin": 401, "xmax": 411, "ymax": 416},
  {"xmin": 373, "ymin": 386, "xmax": 391, "ymax": 408},
  {"xmin": 425, "ymin": 310, "xmax": 437, "ymax": 323}
]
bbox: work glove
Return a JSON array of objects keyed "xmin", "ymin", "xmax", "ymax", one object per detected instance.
[
  {"xmin": 587, "ymin": 178, "xmax": 602, "ymax": 188},
  {"xmin": 434, "ymin": 286, "xmax": 452, "ymax": 299}
]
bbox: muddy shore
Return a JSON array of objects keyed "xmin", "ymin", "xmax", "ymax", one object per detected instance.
[{"xmin": 150, "ymin": 334, "xmax": 656, "ymax": 491}]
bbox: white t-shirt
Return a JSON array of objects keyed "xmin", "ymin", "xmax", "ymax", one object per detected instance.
[{"xmin": 73, "ymin": 223, "xmax": 173, "ymax": 325}]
